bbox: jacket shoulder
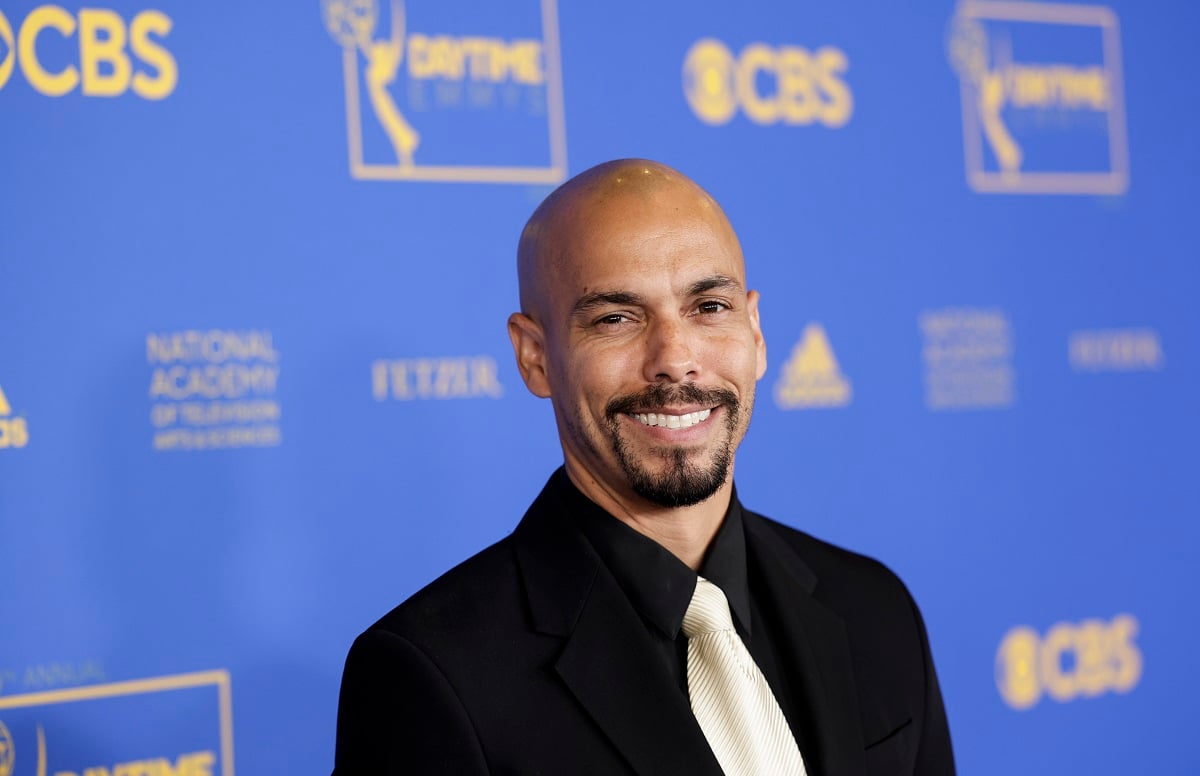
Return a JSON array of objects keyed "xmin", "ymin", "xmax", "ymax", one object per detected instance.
[
  {"xmin": 750, "ymin": 510, "xmax": 905, "ymax": 581},
  {"xmin": 365, "ymin": 535, "xmax": 526, "ymax": 646},
  {"xmin": 745, "ymin": 508, "xmax": 922, "ymax": 625}
]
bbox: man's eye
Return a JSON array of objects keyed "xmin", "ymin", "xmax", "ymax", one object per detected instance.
[
  {"xmin": 697, "ymin": 301, "xmax": 729, "ymax": 314},
  {"xmin": 597, "ymin": 313, "xmax": 628, "ymax": 326}
]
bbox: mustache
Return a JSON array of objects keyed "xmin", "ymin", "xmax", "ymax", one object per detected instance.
[{"xmin": 605, "ymin": 383, "xmax": 738, "ymax": 419}]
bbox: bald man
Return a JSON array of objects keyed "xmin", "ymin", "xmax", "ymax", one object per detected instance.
[{"xmin": 334, "ymin": 160, "xmax": 955, "ymax": 775}]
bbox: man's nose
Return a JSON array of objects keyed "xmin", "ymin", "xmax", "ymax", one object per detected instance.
[{"xmin": 643, "ymin": 317, "xmax": 700, "ymax": 384}]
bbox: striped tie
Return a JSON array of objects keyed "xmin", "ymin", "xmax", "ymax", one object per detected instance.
[{"xmin": 682, "ymin": 577, "xmax": 808, "ymax": 776}]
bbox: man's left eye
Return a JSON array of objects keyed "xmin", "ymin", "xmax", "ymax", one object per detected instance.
[{"xmin": 697, "ymin": 301, "xmax": 728, "ymax": 314}]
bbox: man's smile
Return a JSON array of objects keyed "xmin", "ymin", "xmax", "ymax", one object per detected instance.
[{"xmin": 629, "ymin": 407, "xmax": 714, "ymax": 429}]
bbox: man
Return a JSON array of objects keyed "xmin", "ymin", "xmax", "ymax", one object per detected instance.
[{"xmin": 335, "ymin": 159, "xmax": 955, "ymax": 775}]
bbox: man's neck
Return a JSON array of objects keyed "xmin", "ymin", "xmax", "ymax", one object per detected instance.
[{"xmin": 562, "ymin": 460, "xmax": 733, "ymax": 571}]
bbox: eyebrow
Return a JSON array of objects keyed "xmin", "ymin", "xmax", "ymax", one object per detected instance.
[
  {"xmin": 572, "ymin": 291, "xmax": 643, "ymax": 316},
  {"xmin": 686, "ymin": 274, "xmax": 744, "ymax": 296},
  {"xmin": 570, "ymin": 275, "xmax": 745, "ymax": 317}
]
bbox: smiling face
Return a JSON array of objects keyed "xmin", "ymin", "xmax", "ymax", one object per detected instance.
[{"xmin": 510, "ymin": 161, "xmax": 767, "ymax": 510}]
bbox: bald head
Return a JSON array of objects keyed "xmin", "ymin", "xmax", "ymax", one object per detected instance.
[
  {"xmin": 506, "ymin": 157, "xmax": 766, "ymax": 523},
  {"xmin": 516, "ymin": 159, "xmax": 742, "ymax": 321}
]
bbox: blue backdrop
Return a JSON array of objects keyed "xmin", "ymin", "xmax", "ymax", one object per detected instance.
[{"xmin": 1, "ymin": 0, "xmax": 1196, "ymax": 773}]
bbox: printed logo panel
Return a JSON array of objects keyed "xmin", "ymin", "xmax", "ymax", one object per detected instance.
[
  {"xmin": 919, "ymin": 308, "xmax": 1015, "ymax": 410},
  {"xmin": 996, "ymin": 615, "xmax": 1141, "ymax": 710},
  {"xmin": 322, "ymin": 0, "xmax": 567, "ymax": 183},
  {"xmin": 0, "ymin": 6, "xmax": 176, "ymax": 99},
  {"xmin": 0, "ymin": 671, "xmax": 234, "ymax": 775},
  {"xmin": 1069, "ymin": 328, "xmax": 1164, "ymax": 372},
  {"xmin": 948, "ymin": 1, "xmax": 1127, "ymax": 194},
  {"xmin": 773, "ymin": 324, "xmax": 851, "ymax": 409},
  {"xmin": 147, "ymin": 330, "xmax": 282, "ymax": 452},
  {"xmin": 372, "ymin": 355, "xmax": 503, "ymax": 401},
  {"xmin": 0, "ymin": 383, "xmax": 29, "ymax": 450},
  {"xmin": 682, "ymin": 37, "xmax": 852, "ymax": 128}
]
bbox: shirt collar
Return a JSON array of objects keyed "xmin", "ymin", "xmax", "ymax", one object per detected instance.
[
  {"xmin": 550, "ymin": 468, "xmax": 752, "ymax": 639},
  {"xmin": 700, "ymin": 492, "xmax": 752, "ymax": 636}
]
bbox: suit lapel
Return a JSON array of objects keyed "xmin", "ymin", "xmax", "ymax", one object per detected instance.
[
  {"xmin": 514, "ymin": 479, "xmax": 723, "ymax": 776},
  {"xmin": 556, "ymin": 569, "xmax": 724, "ymax": 776},
  {"xmin": 744, "ymin": 511, "xmax": 867, "ymax": 776}
]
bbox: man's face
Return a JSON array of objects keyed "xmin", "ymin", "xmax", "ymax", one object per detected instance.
[{"xmin": 527, "ymin": 184, "xmax": 767, "ymax": 508}]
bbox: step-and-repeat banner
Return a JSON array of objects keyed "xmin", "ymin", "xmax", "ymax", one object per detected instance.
[{"xmin": 1, "ymin": 1, "xmax": 1195, "ymax": 773}]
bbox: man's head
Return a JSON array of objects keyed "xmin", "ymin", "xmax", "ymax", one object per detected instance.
[{"xmin": 508, "ymin": 159, "xmax": 767, "ymax": 510}]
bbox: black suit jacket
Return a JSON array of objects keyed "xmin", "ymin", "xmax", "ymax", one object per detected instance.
[{"xmin": 334, "ymin": 476, "xmax": 955, "ymax": 775}]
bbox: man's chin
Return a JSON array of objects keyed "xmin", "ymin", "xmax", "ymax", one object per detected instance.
[
  {"xmin": 625, "ymin": 448, "xmax": 718, "ymax": 479},
  {"xmin": 628, "ymin": 474, "xmax": 725, "ymax": 508},
  {"xmin": 619, "ymin": 452, "xmax": 730, "ymax": 508}
]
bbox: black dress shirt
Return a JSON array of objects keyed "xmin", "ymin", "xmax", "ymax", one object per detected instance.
[{"xmin": 554, "ymin": 468, "xmax": 807, "ymax": 752}]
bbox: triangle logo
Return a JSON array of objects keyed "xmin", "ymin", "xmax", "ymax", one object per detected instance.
[
  {"xmin": 773, "ymin": 324, "xmax": 852, "ymax": 409},
  {"xmin": 0, "ymin": 384, "xmax": 10, "ymax": 416}
]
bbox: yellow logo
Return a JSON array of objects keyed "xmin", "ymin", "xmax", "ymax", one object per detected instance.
[
  {"xmin": 773, "ymin": 324, "xmax": 852, "ymax": 409},
  {"xmin": 948, "ymin": 1, "xmax": 1128, "ymax": 194},
  {"xmin": 0, "ymin": 6, "xmax": 175, "ymax": 99},
  {"xmin": 0, "ymin": 384, "xmax": 29, "ymax": 450},
  {"xmin": 0, "ymin": 720, "xmax": 13, "ymax": 776},
  {"xmin": 322, "ymin": 0, "xmax": 567, "ymax": 183},
  {"xmin": 996, "ymin": 614, "xmax": 1142, "ymax": 710},
  {"xmin": 0, "ymin": 13, "xmax": 14, "ymax": 92},
  {"xmin": 58, "ymin": 751, "xmax": 214, "ymax": 776},
  {"xmin": 683, "ymin": 38, "xmax": 852, "ymax": 127},
  {"xmin": 0, "ymin": 671, "xmax": 232, "ymax": 776},
  {"xmin": 0, "ymin": 721, "xmax": 211, "ymax": 776},
  {"xmin": 0, "ymin": 722, "xmax": 44, "ymax": 776}
]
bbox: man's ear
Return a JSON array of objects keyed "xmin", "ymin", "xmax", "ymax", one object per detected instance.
[
  {"xmin": 747, "ymin": 290, "xmax": 768, "ymax": 380},
  {"xmin": 507, "ymin": 312, "xmax": 552, "ymax": 398}
]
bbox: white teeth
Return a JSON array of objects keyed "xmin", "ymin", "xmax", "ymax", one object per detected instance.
[{"xmin": 633, "ymin": 408, "xmax": 714, "ymax": 429}]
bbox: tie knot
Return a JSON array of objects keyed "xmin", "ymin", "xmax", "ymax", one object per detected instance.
[{"xmin": 682, "ymin": 577, "xmax": 735, "ymax": 637}]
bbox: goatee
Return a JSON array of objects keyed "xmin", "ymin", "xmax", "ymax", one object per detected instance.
[{"xmin": 605, "ymin": 383, "xmax": 741, "ymax": 507}]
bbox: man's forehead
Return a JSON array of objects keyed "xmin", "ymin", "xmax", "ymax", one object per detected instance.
[
  {"xmin": 518, "ymin": 159, "xmax": 743, "ymax": 316},
  {"xmin": 549, "ymin": 213, "xmax": 744, "ymax": 312}
]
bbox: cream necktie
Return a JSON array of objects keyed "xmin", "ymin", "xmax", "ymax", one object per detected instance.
[{"xmin": 682, "ymin": 577, "xmax": 808, "ymax": 776}]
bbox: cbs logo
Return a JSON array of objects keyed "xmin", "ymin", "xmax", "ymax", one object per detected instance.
[
  {"xmin": 995, "ymin": 614, "xmax": 1142, "ymax": 710},
  {"xmin": 0, "ymin": 5, "xmax": 176, "ymax": 98},
  {"xmin": 682, "ymin": 38, "xmax": 852, "ymax": 128}
]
